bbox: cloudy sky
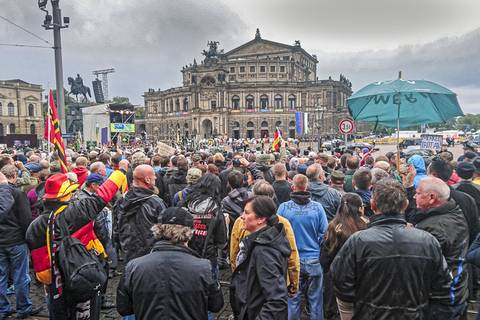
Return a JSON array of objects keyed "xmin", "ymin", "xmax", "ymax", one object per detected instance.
[{"xmin": 1, "ymin": 0, "xmax": 479, "ymax": 113}]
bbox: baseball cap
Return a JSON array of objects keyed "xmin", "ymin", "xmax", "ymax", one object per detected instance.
[
  {"xmin": 44, "ymin": 173, "xmax": 79, "ymax": 200},
  {"xmin": 456, "ymin": 162, "xmax": 475, "ymax": 180},
  {"xmin": 86, "ymin": 173, "xmax": 105, "ymax": 185},
  {"xmin": 160, "ymin": 207, "xmax": 193, "ymax": 227}
]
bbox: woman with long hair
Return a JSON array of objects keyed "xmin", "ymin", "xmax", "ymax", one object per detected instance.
[
  {"xmin": 180, "ymin": 173, "xmax": 226, "ymax": 288},
  {"xmin": 321, "ymin": 193, "xmax": 368, "ymax": 320}
]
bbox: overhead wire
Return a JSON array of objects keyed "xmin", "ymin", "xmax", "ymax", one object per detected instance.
[
  {"xmin": 0, "ymin": 13, "xmax": 53, "ymax": 46},
  {"xmin": 0, "ymin": 43, "xmax": 52, "ymax": 49}
]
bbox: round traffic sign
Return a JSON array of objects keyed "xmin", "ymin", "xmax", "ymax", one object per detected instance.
[{"xmin": 338, "ymin": 118, "xmax": 355, "ymax": 134}]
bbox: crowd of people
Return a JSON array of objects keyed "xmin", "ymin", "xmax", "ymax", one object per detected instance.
[{"xmin": 0, "ymin": 140, "xmax": 480, "ymax": 320}]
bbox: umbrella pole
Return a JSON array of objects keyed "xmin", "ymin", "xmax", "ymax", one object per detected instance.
[{"xmin": 396, "ymin": 102, "xmax": 401, "ymax": 170}]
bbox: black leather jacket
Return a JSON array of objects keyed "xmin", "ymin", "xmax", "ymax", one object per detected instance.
[
  {"xmin": 413, "ymin": 200, "xmax": 470, "ymax": 305},
  {"xmin": 331, "ymin": 213, "xmax": 451, "ymax": 320},
  {"xmin": 117, "ymin": 241, "xmax": 223, "ymax": 320},
  {"xmin": 115, "ymin": 186, "xmax": 166, "ymax": 263}
]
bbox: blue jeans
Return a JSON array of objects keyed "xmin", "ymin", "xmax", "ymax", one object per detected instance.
[
  {"xmin": 0, "ymin": 244, "xmax": 32, "ymax": 318},
  {"xmin": 208, "ymin": 262, "xmax": 219, "ymax": 320},
  {"xmin": 288, "ymin": 258, "xmax": 324, "ymax": 320}
]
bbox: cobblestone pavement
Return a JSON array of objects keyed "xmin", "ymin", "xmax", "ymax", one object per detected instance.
[{"xmin": 7, "ymin": 265, "xmax": 478, "ymax": 319}]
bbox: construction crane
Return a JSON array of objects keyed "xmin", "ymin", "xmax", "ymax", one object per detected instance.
[{"xmin": 92, "ymin": 68, "xmax": 115, "ymax": 101}]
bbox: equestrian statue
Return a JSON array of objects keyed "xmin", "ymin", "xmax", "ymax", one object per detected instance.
[{"xmin": 67, "ymin": 74, "xmax": 91, "ymax": 102}]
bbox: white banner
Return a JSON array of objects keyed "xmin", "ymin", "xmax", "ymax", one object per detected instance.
[{"xmin": 420, "ymin": 134, "xmax": 443, "ymax": 150}]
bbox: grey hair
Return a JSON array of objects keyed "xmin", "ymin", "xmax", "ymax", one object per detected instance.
[
  {"xmin": 253, "ymin": 180, "xmax": 275, "ymax": 198},
  {"xmin": 372, "ymin": 178, "xmax": 408, "ymax": 214},
  {"xmin": 89, "ymin": 161, "xmax": 106, "ymax": 174},
  {"xmin": 419, "ymin": 177, "xmax": 450, "ymax": 202},
  {"xmin": 371, "ymin": 168, "xmax": 390, "ymax": 185},
  {"xmin": 0, "ymin": 164, "xmax": 17, "ymax": 179},
  {"xmin": 151, "ymin": 224, "xmax": 193, "ymax": 244},
  {"xmin": 306, "ymin": 163, "xmax": 324, "ymax": 181}
]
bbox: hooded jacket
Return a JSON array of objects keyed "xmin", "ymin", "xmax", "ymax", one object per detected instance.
[
  {"xmin": 221, "ymin": 187, "xmax": 251, "ymax": 223},
  {"xmin": 277, "ymin": 191, "xmax": 328, "ymax": 260},
  {"xmin": 186, "ymin": 198, "xmax": 226, "ymax": 263},
  {"xmin": 309, "ymin": 180, "xmax": 341, "ymax": 221},
  {"xmin": 163, "ymin": 167, "xmax": 188, "ymax": 204},
  {"xmin": 407, "ymin": 155, "xmax": 427, "ymax": 189},
  {"xmin": 115, "ymin": 186, "xmax": 166, "ymax": 263},
  {"xmin": 231, "ymin": 223, "xmax": 291, "ymax": 320},
  {"xmin": 331, "ymin": 213, "xmax": 451, "ymax": 320},
  {"xmin": 257, "ymin": 164, "xmax": 274, "ymax": 184},
  {"xmin": 71, "ymin": 166, "xmax": 89, "ymax": 186},
  {"xmin": 117, "ymin": 241, "xmax": 224, "ymax": 320},
  {"xmin": 0, "ymin": 184, "xmax": 22, "ymax": 247},
  {"xmin": 413, "ymin": 200, "xmax": 469, "ymax": 305}
]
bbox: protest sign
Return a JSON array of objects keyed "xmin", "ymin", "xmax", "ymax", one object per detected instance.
[
  {"xmin": 156, "ymin": 141, "xmax": 176, "ymax": 157},
  {"xmin": 420, "ymin": 134, "xmax": 443, "ymax": 150}
]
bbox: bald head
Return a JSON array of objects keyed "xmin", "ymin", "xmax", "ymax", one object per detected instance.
[{"xmin": 133, "ymin": 164, "xmax": 156, "ymax": 190}]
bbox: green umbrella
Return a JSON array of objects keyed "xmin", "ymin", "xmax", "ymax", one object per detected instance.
[{"xmin": 347, "ymin": 73, "xmax": 464, "ymax": 166}]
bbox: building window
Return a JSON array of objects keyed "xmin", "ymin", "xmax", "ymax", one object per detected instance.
[
  {"xmin": 230, "ymin": 67, "xmax": 235, "ymax": 73},
  {"xmin": 289, "ymin": 120, "xmax": 295, "ymax": 138},
  {"xmin": 240, "ymin": 66, "xmax": 245, "ymax": 73},
  {"xmin": 283, "ymin": 56, "xmax": 289, "ymax": 61},
  {"xmin": 270, "ymin": 66, "xmax": 276, "ymax": 72},
  {"xmin": 288, "ymin": 94, "xmax": 296, "ymax": 110},
  {"xmin": 8, "ymin": 103, "xmax": 14, "ymax": 116},
  {"xmin": 8, "ymin": 123, "xmax": 15, "ymax": 134},
  {"xmin": 260, "ymin": 66, "xmax": 266, "ymax": 73},
  {"xmin": 211, "ymin": 100, "xmax": 217, "ymax": 109},
  {"xmin": 249, "ymin": 66, "xmax": 255, "ymax": 73},
  {"xmin": 260, "ymin": 95, "xmax": 269, "ymax": 110},
  {"xmin": 274, "ymin": 94, "xmax": 283, "ymax": 109},
  {"xmin": 0, "ymin": 124, "xmax": 3, "ymax": 136},
  {"xmin": 232, "ymin": 95, "xmax": 240, "ymax": 110},
  {"xmin": 30, "ymin": 124, "xmax": 36, "ymax": 135},
  {"xmin": 28, "ymin": 103, "xmax": 35, "ymax": 117},
  {"xmin": 280, "ymin": 66, "xmax": 286, "ymax": 72},
  {"xmin": 0, "ymin": 103, "xmax": 2, "ymax": 116},
  {"xmin": 175, "ymin": 99, "xmax": 180, "ymax": 112},
  {"xmin": 245, "ymin": 95, "xmax": 254, "ymax": 110},
  {"xmin": 183, "ymin": 97, "xmax": 189, "ymax": 112}
]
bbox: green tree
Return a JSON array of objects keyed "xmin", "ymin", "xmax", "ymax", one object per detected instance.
[{"xmin": 111, "ymin": 96, "xmax": 130, "ymax": 104}]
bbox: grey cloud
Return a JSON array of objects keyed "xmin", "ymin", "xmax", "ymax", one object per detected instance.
[
  {"xmin": 0, "ymin": 0, "xmax": 247, "ymax": 103},
  {"xmin": 313, "ymin": 28, "xmax": 480, "ymax": 113}
]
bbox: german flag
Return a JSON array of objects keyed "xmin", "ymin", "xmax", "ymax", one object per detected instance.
[
  {"xmin": 44, "ymin": 90, "xmax": 68, "ymax": 173},
  {"xmin": 271, "ymin": 127, "xmax": 283, "ymax": 152}
]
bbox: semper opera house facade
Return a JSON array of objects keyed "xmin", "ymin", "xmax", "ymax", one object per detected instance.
[{"xmin": 141, "ymin": 29, "xmax": 353, "ymax": 141}]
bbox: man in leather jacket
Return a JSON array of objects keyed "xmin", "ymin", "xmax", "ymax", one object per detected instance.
[{"xmin": 331, "ymin": 178, "xmax": 451, "ymax": 320}]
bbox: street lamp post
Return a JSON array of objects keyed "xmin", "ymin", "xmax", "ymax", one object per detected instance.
[
  {"xmin": 316, "ymin": 105, "xmax": 327, "ymax": 152},
  {"xmin": 38, "ymin": 0, "xmax": 69, "ymax": 133}
]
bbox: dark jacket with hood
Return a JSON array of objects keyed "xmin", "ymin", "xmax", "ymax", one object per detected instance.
[
  {"xmin": 221, "ymin": 187, "xmax": 251, "ymax": 232},
  {"xmin": 0, "ymin": 184, "xmax": 24, "ymax": 247},
  {"xmin": 231, "ymin": 223, "xmax": 290, "ymax": 320},
  {"xmin": 186, "ymin": 198, "xmax": 227, "ymax": 263},
  {"xmin": 331, "ymin": 213, "xmax": 451, "ymax": 320},
  {"xmin": 354, "ymin": 188, "xmax": 374, "ymax": 218},
  {"xmin": 309, "ymin": 180, "xmax": 341, "ymax": 221},
  {"xmin": 117, "ymin": 241, "xmax": 224, "ymax": 320},
  {"xmin": 412, "ymin": 200, "xmax": 469, "ymax": 305},
  {"xmin": 343, "ymin": 169, "xmax": 356, "ymax": 193},
  {"xmin": 163, "ymin": 167, "xmax": 188, "ymax": 205},
  {"xmin": 257, "ymin": 164, "xmax": 274, "ymax": 184},
  {"xmin": 115, "ymin": 186, "xmax": 166, "ymax": 263}
]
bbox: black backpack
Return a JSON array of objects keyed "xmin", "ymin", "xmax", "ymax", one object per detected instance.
[{"xmin": 55, "ymin": 214, "xmax": 107, "ymax": 302}]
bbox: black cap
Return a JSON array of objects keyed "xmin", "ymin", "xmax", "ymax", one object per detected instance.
[
  {"xmin": 464, "ymin": 151, "xmax": 477, "ymax": 160},
  {"xmin": 160, "ymin": 207, "xmax": 193, "ymax": 227},
  {"xmin": 456, "ymin": 162, "xmax": 475, "ymax": 179}
]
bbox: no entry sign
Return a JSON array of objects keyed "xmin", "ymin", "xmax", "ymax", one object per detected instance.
[{"xmin": 338, "ymin": 118, "xmax": 355, "ymax": 134}]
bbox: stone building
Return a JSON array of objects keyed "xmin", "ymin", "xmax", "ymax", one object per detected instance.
[
  {"xmin": 0, "ymin": 79, "xmax": 44, "ymax": 137},
  {"xmin": 141, "ymin": 29, "xmax": 352, "ymax": 141}
]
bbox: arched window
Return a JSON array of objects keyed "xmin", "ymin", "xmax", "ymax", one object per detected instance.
[
  {"xmin": 0, "ymin": 124, "xmax": 3, "ymax": 136},
  {"xmin": 30, "ymin": 124, "xmax": 36, "ymax": 135},
  {"xmin": 260, "ymin": 121, "xmax": 269, "ymax": 138},
  {"xmin": 288, "ymin": 94, "xmax": 296, "ymax": 110},
  {"xmin": 245, "ymin": 95, "xmax": 254, "ymax": 111},
  {"xmin": 232, "ymin": 95, "xmax": 240, "ymax": 110},
  {"xmin": 28, "ymin": 103, "xmax": 35, "ymax": 117},
  {"xmin": 183, "ymin": 97, "xmax": 189, "ymax": 112},
  {"xmin": 8, "ymin": 103, "xmax": 14, "ymax": 116},
  {"xmin": 246, "ymin": 121, "xmax": 255, "ymax": 139},
  {"xmin": 175, "ymin": 99, "xmax": 180, "ymax": 112},
  {"xmin": 9, "ymin": 123, "xmax": 15, "ymax": 134},
  {"xmin": 274, "ymin": 94, "xmax": 283, "ymax": 109},
  {"xmin": 275, "ymin": 121, "xmax": 282, "ymax": 129},
  {"xmin": 260, "ymin": 95, "xmax": 269, "ymax": 110},
  {"xmin": 289, "ymin": 120, "xmax": 296, "ymax": 138}
]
